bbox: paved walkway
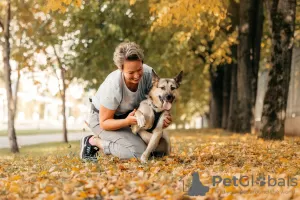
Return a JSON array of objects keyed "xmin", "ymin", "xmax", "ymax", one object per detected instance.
[{"xmin": 0, "ymin": 132, "xmax": 90, "ymax": 148}]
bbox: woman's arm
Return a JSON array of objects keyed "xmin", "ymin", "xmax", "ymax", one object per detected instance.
[{"xmin": 99, "ymin": 105, "xmax": 137, "ymax": 131}]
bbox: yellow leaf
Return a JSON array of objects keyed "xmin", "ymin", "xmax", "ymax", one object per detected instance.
[
  {"xmin": 279, "ymin": 158, "xmax": 289, "ymax": 163},
  {"xmin": 138, "ymin": 185, "xmax": 146, "ymax": 193},
  {"xmin": 226, "ymin": 25, "xmax": 232, "ymax": 31},
  {"xmin": 9, "ymin": 183, "xmax": 20, "ymax": 193},
  {"xmin": 277, "ymin": 168, "xmax": 285, "ymax": 173},
  {"xmin": 91, "ymin": 166, "xmax": 98, "ymax": 172},
  {"xmin": 39, "ymin": 171, "xmax": 48, "ymax": 176},
  {"xmin": 45, "ymin": 195, "xmax": 56, "ymax": 200},
  {"xmin": 45, "ymin": 186, "xmax": 53, "ymax": 193},
  {"xmin": 223, "ymin": 194, "xmax": 234, "ymax": 200},
  {"xmin": 75, "ymin": 0, "xmax": 81, "ymax": 7},
  {"xmin": 79, "ymin": 191, "xmax": 88, "ymax": 198},
  {"xmin": 129, "ymin": 0, "xmax": 136, "ymax": 6},
  {"xmin": 10, "ymin": 175, "xmax": 22, "ymax": 181},
  {"xmin": 72, "ymin": 167, "xmax": 79, "ymax": 172},
  {"xmin": 224, "ymin": 185, "xmax": 238, "ymax": 193},
  {"xmin": 180, "ymin": 151, "xmax": 187, "ymax": 156}
]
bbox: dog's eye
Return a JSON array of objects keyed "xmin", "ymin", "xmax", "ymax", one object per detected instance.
[
  {"xmin": 160, "ymin": 86, "xmax": 165, "ymax": 90},
  {"xmin": 171, "ymin": 86, "xmax": 176, "ymax": 90}
]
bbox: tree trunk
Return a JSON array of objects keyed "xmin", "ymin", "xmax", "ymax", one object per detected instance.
[
  {"xmin": 227, "ymin": 52, "xmax": 238, "ymax": 132},
  {"xmin": 250, "ymin": 0, "xmax": 264, "ymax": 133},
  {"xmin": 2, "ymin": 0, "xmax": 19, "ymax": 153},
  {"xmin": 226, "ymin": 0, "xmax": 239, "ymax": 132},
  {"xmin": 221, "ymin": 64, "xmax": 231, "ymax": 129},
  {"xmin": 260, "ymin": 0, "xmax": 296, "ymax": 140},
  {"xmin": 61, "ymin": 68, "xmax": 68, "ymax": 143},
  {"xmin": 14, "ymin": 66, "xmax": 21, "ymax": 115},
  {"xmin": 237, "ymin": 0, "xmax": 263, "ymax": 133},
  {"xmin": 53, "ymin": 46, "xmax": 68, "ymax": 143},
  {"xmin": 209, "ymin": 66, "xmax": 223, "ymax": 128}
]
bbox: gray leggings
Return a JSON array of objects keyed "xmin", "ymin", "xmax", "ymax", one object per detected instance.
[{"xmin": 88, "ymin": 110, "xmax": 168, "ymax": 159}]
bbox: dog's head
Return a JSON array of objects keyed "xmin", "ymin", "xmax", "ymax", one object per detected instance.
[{"xmin": 148, "ymin": 70, "xmax": 183, "ymax": 111}]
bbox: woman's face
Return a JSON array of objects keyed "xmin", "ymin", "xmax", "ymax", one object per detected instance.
[{"xmin": 122, "ymin": 60, "xmax": 143, "ymax": 85}]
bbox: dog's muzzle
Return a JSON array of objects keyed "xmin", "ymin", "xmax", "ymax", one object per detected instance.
[
  {"xmin": 159, "ymin": 94, "xmax": 175, "ymax": 111},
  {"xmin": 159, "ymin": 94, "xmax": 175, "ymax": 103},
  {"xmin": 166, "ymin": 94, "xmax": 175, "ymax": 103}
]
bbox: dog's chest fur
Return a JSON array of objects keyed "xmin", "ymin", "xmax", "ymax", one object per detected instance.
[
  {"xmin": 131, "ymin": 98, "xmax": 165, "ymax": 135},
  {"xmin": 138, "ymin": 100, "xmax": 157, "ymax": 130}
]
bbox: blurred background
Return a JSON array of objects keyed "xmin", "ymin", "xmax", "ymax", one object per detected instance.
[{"xmin": 0, "ymin": 0, "xmax": 300, "ymax": 150}]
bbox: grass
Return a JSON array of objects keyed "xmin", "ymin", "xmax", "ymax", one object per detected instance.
[
  {"xmin": 0, "ymin": 129, "xmax": 84, "ymax": 136},
  {"xmin": 0, "ymin": 141, "xmax": 79, "ymax": 157}
]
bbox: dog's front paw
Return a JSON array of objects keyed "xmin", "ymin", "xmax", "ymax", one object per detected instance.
[
  {"xmin": 140, "ymin": 154, "xmax": 148, "ymax": 163},
  {"xmin": 136, "ymin": 114, "xmax": 146, "ymax": 128},
  {"xmin": 131, "ymin": 125, "xmax": 138, "ymax": 135}
]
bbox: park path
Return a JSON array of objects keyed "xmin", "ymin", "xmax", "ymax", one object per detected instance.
[{"xmin": 0, "ymin": 132, "xmax": 90, "ymax": 148}]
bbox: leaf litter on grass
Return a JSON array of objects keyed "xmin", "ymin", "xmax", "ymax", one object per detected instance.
[{"xmin": 0, "ymin": 129, "xmax": 300, "ymax": 200}]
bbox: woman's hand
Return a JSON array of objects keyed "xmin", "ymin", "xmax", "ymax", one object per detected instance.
[
  {"xmin": 163, "ymin": 112, "xmax": 172, "ymax": 128},
  {"xmin": 125, "ymin": 109, "xmax": 137, "ymax": 126}
]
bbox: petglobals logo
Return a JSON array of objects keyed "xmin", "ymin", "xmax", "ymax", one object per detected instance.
[
  {"xmin": 185, "ymin": 172, "xmax": 298, "ymax": 197},
  {"xmin": 212, "ymin": 174, "xmax": 298, "ymax": 187}
]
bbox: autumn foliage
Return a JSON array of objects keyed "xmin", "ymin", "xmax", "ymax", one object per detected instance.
[
  {"xmin": 45, "ymin": 0, "xmax": 81, "ymax": 12},
  {"xmin": 1, "ymin": 130, "xmax": 300, "ymax": 199}
]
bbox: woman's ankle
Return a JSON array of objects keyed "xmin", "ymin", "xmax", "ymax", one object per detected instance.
[
  {"xmin": 89, "ymin": 136, "xmax": 103, "ymax": 149},
  {"xmin": 89, "ymin": 136, "xmax": 97, "ymax": 146}
]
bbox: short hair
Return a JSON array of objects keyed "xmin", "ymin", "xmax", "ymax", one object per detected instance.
[{"xmin": 113, "ymin": 42, "xmax": 144, "ymax": 69}]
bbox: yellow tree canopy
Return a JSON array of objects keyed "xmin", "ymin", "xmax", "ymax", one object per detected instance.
[
  {"xmin": 150, "ymin": 0, "xmax": 227, "ymax": 39},
  {"xmin": 148, "ymin": 0, "xmax": 237, "ymax": 68},
  {"xmin": 45, "ymin": 0, "xmax": 81, "ymax": 13}
]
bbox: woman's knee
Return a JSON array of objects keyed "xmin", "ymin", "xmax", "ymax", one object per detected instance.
[
  {"xmin": 128, "ymin": 143, "xmax": 147, "ymax": 158},
  {"xmin": 103, "ymin": 132, "xmax": 147, "ymax": 159},
  {"xmin": 113, "ymin": 143, "xmax": 146, "ymax": 159}
]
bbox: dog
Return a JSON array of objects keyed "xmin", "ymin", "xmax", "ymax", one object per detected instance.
[{"xmin": 131, "ymin": 69, "xmax": 183, "ymax": 163}]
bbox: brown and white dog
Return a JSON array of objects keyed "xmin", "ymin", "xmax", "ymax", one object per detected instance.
[{"xmin": 131, "ymin": 70, "xmax": 183, "ymax": 163}]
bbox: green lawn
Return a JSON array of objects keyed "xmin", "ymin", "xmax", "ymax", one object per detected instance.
[
  {"xmin": 0, "ymin": 141, "xmax": 79, "ymax": 157},
  {"xmin": 0, "ymin": 129, "xmax": 84, "ymax": 136}
]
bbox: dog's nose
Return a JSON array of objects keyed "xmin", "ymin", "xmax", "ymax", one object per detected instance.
[{"xmin": 166, "ymin": 94, "xmax": 174, "ymax": 102}]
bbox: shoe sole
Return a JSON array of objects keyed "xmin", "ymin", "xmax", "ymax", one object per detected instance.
[{"xmin": 79, "ymin": 137, "xmax": 86, "ymax": 159}]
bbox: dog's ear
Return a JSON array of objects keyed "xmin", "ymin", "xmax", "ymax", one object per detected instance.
[
  {"xmin": 174, "ymin": 71, "xmax": 183, "ymax": 87},
  {"xmin": 152, "ymin": 69, "xmax": 160, "ymax": 85}
]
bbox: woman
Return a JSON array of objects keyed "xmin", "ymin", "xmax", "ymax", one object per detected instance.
[{"xmin": 80, "ymin": 42, "xmax": 172, "ymax": 161}]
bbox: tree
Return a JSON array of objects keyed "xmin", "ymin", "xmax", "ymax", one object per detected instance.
[
  {"xmin": 225, "ymin": 0, "xmax": 239, "ymax": 132},
  {"xmin": 150, "ymin": 0, "xmax": 238, "ymax": 127},
  {"xmin": 0, "ymin": 0, "xmax": 19, "ymax": 153},
  {"xmin": 35, "ymin": 7, "xmax": 77, "ymax": 143},
  {"xmin": 52, "ymin": 46, "xmax": 72, "ymax": 143},
  {"xmin": 5, "ymin": 0, "xmax": 81, "ymax": 143},
  {"xmin": 209, "ymin": 65, "xmax": 224, "ymax": 128},
  {"xmin": 260, "ymin": 0, "xmax": 296, "ymax": 140},
  {"xmin": 236, "ymin": 0, "xmax": 264, "ymax": 133}
]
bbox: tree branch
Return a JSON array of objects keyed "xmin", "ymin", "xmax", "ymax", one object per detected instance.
[
  {"xmin": 0, "ymin": 20, "xmax": 3, "ymax": 31},
  {"xmin": 0, "ymin": 19, "xmax": 4, "ymax": 46},
  {"xmin": 52, "ymin": 45, "xmax": 65, "ymax": 98}
]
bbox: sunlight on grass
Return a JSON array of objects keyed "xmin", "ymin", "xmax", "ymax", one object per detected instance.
[
  {"xmin": 0, "ymin": 141, "xmax": 80, "ymax": 158},
  {"xmin": 0, "ymin": 129, "xmax": 83, "ymax": 136}
]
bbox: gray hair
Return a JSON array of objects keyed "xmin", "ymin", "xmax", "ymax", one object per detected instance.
[{"xmin": 113, "ymin": 42, "xmax": 144, "ymax": 69}]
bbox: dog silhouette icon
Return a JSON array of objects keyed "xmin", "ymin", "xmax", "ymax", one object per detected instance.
[{"xmin": 188, "ymin": 172, "xmax": 210, "ymax": 196}]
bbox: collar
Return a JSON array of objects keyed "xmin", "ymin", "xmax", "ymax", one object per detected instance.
[{"xmin": 147, "ymin": 98, "xmax": 163, "ymax": 113}]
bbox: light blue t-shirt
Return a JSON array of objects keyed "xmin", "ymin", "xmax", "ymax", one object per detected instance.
[{"xmin": 92, "ymin": 64, "xmax": 153, "ymax": 117}]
